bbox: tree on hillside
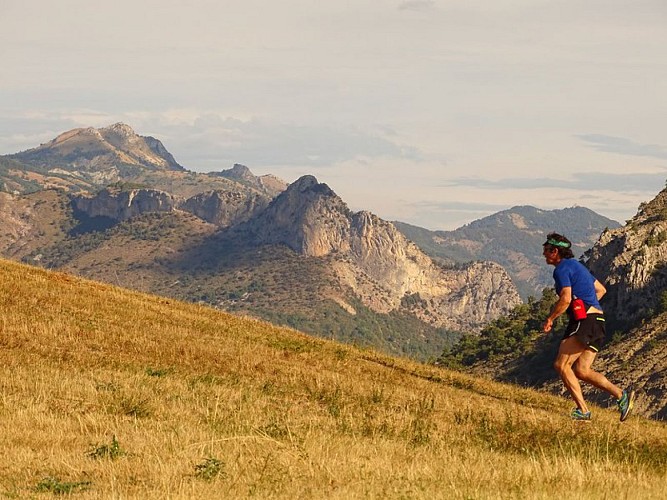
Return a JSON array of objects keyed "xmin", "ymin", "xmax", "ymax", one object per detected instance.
[{"xmin": 435, "ymin": 289, "xmax": 560, "ymax": 370}]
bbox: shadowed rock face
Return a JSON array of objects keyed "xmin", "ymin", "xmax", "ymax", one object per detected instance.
[
  {"xmin": 244, "ymin": 175, "xmax": 521, "ymax": 331},
  {"xmin": 179, "ymin": 190, "xmax": 270, "ymax": 227},
  {"xmin": 586, "ymin": 187, "xmax": 667, "ymax": 326},
  {"xmin": 72, "ymin": 188, "xmax": 176, "ymax": 222}
]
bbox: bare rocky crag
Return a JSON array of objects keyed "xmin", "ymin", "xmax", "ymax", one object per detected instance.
[
  {"xmin": 72, "ymin": 186, "xmax": 270, "ymax": 228},
  {"xmin": 72, "ymin": 187, "xmax": 176, "ymax": 222},
  {"xmin": 245, "ymin": 175, "xmax": 521, "ymax": 332},
  {"xmin": 586, "ymin": 187, "xmax": 667, "ymax": 327}
]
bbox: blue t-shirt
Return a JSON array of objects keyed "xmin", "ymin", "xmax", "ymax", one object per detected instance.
[{"xmin": 553, "ymin": 258, "xmax": 602, "ymax": 310}]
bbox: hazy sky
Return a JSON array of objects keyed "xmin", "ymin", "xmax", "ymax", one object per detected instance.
[{"xmin": 2, "ymin": 1, "xmax": 666, "ymax": 230}]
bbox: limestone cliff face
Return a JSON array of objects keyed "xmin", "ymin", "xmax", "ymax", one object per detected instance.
[
  {"xmin": 179, "ymin": 190, "xmax": 269, "ymax": 227},
  {"xmin": 586, "ymin": 187, "xmax": 667, "ymax": 325},
  {"xmin": 342, "ymin": 211, "xmax": 519, "ymax": 330},
  {"xmin": 72, "ymin": 188, "xmax": 175, "ymax": 221},
  {"xmin": 247, "ymin": 175, "xmax": 521, "ymax": 331}
]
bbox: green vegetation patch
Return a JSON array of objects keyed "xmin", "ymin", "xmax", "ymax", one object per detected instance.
[
  {"xmin": 34, "ymin": 476, "xmax": 92, "ymax": 495},
  {"xmin": 437, "ymin": 288, "xmax": 560, "ymax": 372},
  {"xmin": 87, "ymin": 435, "xmax": 126, "ymax": 460}
]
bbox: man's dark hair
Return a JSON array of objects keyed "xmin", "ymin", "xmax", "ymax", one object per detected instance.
[{"xmin": 543, "ymin": 232, "xmax": 574, "ymax": 259}]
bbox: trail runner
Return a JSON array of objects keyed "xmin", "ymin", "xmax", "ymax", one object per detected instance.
[{"xmin": 542, "ymin": 232, "xmax": 634, "ymax": 422}]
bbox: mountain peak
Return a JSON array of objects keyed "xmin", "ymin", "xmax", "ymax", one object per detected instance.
[
  {"xmin": 288, "ymin": 175, "xmax": 335, "ymax": 197},
  {"xmin": 229, "ymin": 163, "xmax": 252, "ymax": 177},
  {"xmin": 245, "ymin": 176, "xmax": 350, "ymax": 256},
  {"xmin": 211, "ymin": 164, "xmax": 286, "ymax": 198},
  {"xmin": 11, "ymin": 123, "xmax": 185, "ymax": 177},
  {"xmin": 101, "ymin": 122, "xmax": 137, "ymax": 138}
]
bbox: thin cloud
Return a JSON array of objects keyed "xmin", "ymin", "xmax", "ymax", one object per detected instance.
[
  {"xmin": 577, "ymin": 134, "xmax": 667, "ymax": 160},
  {"xmin": 443, "ymin": 171, "xmax": 667, "ymax": 193},
  {"xmin": 398, "ymin": 1, "xmax": 436, "ymax": 12},
  {"xmin": 409, "ymin": 199, "xmax": 510, "ymax": 212},
  {"xmin": 158, "ymin": 116, "xmax": 423, "ymax": 170}
]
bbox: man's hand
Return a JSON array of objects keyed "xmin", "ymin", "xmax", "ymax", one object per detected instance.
[{"xmin": 543, "ymin": 286, "xmax": 571, "ymax": 333}]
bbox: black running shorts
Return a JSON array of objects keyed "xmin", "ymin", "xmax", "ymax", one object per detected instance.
[{"xmin": 562, "ymin": 313, "xmax": 606, "ymax": 352}]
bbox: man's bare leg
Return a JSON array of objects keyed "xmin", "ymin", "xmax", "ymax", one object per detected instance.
[
  {"xmin": 553, "ymin": 336, "xmax": 588, "ymax": 412},
  {"xmin": 573, "ymin": 349, "xmax": 623, "ymax": 400}
]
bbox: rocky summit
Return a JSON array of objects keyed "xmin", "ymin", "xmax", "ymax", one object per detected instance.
[
  {"xmin": 15, "ymin": 123, "xmax": 185, "ymax": 173},
  {"xmin": 1, "ymin": 123, "xmax": 191, "ymax": 194},
  {"xmin": 244, "ymin": 175, "xmax": 521, "ymax": 332}
]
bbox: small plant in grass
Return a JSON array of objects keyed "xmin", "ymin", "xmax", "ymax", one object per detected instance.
[
  {"xmin": 87, "ymin": 435, "xmax": 125, "ymax": 460},
  {"xmin": 404, "ymin": 394, "xmax": 435, "ymax": 446},
  {"xmin": 194, "ymin": 457, "xmax": 226, "ymax": 481},
  {"xmin": 145, "ymin": 366, "xmax": 173, "ymax": 377},
  {"xmin": 118, "ymin": 396, "xmax": 153, "ymax": 418},
  {"xmin": 35, "ymin": 476, "xmax": 91, "ymax": 495},
  {"xmin": 188, "ymin": 373, "xmax": 223, "ymax": 387},
  {"xmin": 333, "ymin": 347, "xmax": 348, "ymax": 360}
]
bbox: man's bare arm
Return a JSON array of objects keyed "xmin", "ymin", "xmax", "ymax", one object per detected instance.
[
  {"xmin": 543, "ymin": 286, "xmax": 572, "ymax": 332},
  {"xmin": 594, "ymin": 279, "xmax": 606, "ymax": 301}
]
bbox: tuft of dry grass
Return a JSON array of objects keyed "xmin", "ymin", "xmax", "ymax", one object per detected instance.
[{"xmin": 0, "ymin": 258, "xmax": 666, "ymax": 499}]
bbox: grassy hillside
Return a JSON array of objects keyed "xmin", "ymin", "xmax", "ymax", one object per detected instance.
[
  {"xmin": 22, "ymin": 211, "xmax": 458, "ymax": 361},
  {"xmin": 1, "ymin": 259, "xmax": 666, "ymax": 499}
]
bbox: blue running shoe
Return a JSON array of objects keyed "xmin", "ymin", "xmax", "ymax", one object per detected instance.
[
  {"xmin": 571, "ymin": 408, "xmax": 592, "ymax": 421},
  {"xmin": 618, "ymin": 388, "xmax": 635, "ymax": 422}
]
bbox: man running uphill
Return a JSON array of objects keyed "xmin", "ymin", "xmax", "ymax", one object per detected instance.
[{"xmin": 542, "ymin": 232, "xmax": 634, "ymax": 422}]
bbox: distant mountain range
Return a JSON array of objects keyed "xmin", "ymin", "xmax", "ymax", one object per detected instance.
[
  {"xmin": 394, "ymin": 206, "xmax": 621, "ymax": 299},
  {"xmin": 0, "ymin": 123, "xmax": 520, "ymax": 360}
]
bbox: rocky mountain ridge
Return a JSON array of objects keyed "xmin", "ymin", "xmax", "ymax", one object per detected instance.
[
  {"xmin": 395, "ymin": 206, "xmax": 620, "ymax": 299},
  {"xmin": 241, "ymin": 175, "xmax": 520, "ymax": 331},
  {"xmin": 0, "ymin": 124, "xmax": 522, "ymax": 358},
  {"xmin": 586, "ymin": 186, "xmax": 667, "ymax": 328},
  {"xmin": 1, "ymin": 124, "xmax": 286, "ymax": 201},
  {"xmin": 15, "ymin": 122, "xmax": 185, "ymax": 173}
]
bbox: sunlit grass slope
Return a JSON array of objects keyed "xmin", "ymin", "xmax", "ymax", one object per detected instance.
[{"xmin": 1, "ymin": 258, "xmax": 666, "ymax": 499}]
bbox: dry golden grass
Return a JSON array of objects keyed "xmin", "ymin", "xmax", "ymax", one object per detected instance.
[{"xmin": 1, "ymin": 258, "xmax": 666, "ymax": 499}]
